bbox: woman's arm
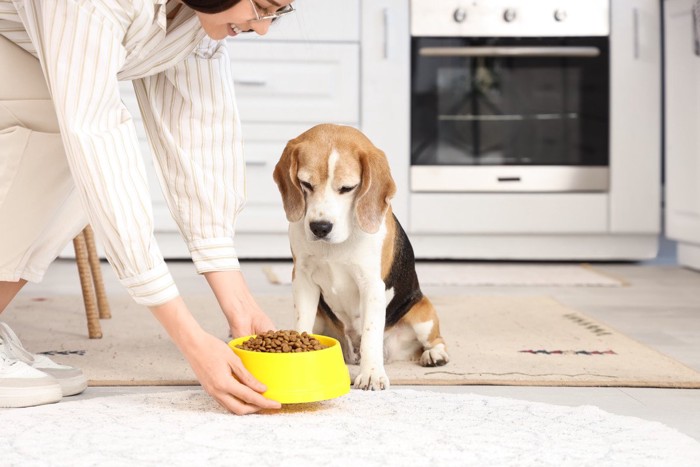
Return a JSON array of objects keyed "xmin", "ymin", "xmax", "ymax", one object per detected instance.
[
  {"xmin": 132, "ymin": 36, "xmax": 245, "ymax": 278},
  {"xmin": 134, "ymin": 37, "xmax": 277, "ymax": 337},
  {"xmin": 27, "ymin": 0, "xmax": 176, "ymax": 305},
  {"xmin": 204, "ymin": 270, "xmax": 276, "ymax": 338}
]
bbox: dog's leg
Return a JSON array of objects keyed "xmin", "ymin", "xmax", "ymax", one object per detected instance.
[
  {"xmin": 355, "ymin": 279, "xmax": 390, "ymax": 390},
  {"xmin": 404, "ymin": 296, "xmax": 450, "ymax": 367},
  {"xmin": 292, "ymin": 272, "xmax": 321, "ymax": 334},
  {"xmin": 314, "ymin": 311, "xmax": 359, "ymax": 364}
]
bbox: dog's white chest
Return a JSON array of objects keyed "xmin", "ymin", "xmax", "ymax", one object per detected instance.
[
  {"xmin": 290, "ymin": 220, "xmax": 387, "ymax": 334},
  {"xmin": 308, "ymin": 263, "xmax": 360, "ymax": 321}
]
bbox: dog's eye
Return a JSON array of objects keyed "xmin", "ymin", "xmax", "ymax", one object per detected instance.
[
  {"xmin": 300, "ymin": 181, "xmax": 314, "ymax": 192},
  {"xmin": 339, "ymin": 185, "xmax": 358, "ymax": 194}
]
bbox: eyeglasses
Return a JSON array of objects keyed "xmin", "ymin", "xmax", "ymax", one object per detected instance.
[
  {"xmin": 231, "ymin": 0, "xmax": 294, "ymax": 34},
  {"xmin": 248, "ymin": 0, "xmax": 295, "ymax": 23}
]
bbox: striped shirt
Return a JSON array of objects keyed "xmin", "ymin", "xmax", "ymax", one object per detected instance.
[{"xmin": 0, "ymin": 0, "xmax": 246, "ymax": 306}]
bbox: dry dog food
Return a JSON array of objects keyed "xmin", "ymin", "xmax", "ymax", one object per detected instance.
[{"xmin": 236, "ymin": 330, "xmax": 327, "ymax": 353}]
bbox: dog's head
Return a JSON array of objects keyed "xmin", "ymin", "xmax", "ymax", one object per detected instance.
[{"xmin": 273, "ymin": 124, "xmax": 397, "ymax": 243}]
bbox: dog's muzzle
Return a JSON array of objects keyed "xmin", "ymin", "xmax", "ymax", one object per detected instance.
[{"xmin": 309, "ymin": 221, "xmax": 333, "ymax": 239}]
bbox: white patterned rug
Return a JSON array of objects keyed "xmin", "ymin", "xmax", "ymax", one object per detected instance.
[{"xmin": 1, "ymin": 389, "xmax": 698, "ymax": 466}]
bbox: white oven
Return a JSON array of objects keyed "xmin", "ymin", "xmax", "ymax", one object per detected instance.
[
  {"xmin": 410, "ymin": 0, "xmax": 612, "ymax": 193},
  {"xmin": 402, "ymin": 0, "xmax": 661, "ymax": 261}
]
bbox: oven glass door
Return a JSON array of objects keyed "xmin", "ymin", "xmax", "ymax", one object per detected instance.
[{"xmin": 411, "ymin": 37, "xmax": 609, "ymax": 168}]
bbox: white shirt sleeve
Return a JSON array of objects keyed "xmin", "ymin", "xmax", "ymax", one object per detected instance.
[
  {"xmin": 24, "ymin": 0, "xmax": 179, "ymax": 306},
  {"xmin": 132, "ymin": 37, "xmax": 246, "ymax": 274}
]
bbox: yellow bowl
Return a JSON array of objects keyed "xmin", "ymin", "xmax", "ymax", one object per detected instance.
[{"xmin": 228, "ymin": 334, "xmax": 350, "ymax": 404}]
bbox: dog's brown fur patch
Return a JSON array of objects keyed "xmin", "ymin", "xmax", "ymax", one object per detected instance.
[{"xmin": 403, "ymin": 296, "xmax": 446, "ymax": 348}]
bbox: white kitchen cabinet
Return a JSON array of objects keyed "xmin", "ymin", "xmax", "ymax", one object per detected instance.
[
  {"xmin": 665, "ymin": 0, "xmax": 700, "ymax": 269},
  {"xmin": 402, "ymin": 0, "xmax": 661, "ymax": 260}
]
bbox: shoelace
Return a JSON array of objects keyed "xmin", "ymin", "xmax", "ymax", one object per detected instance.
[{"xmin": 0, "ymin": 322, "xmax": 35, "ymax": 365}]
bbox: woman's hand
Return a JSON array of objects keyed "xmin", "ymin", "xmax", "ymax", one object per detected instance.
[
  {"xmin": 180, "ymin": 329, "xmax": 281, "ymax": 414},
  {"xmin": 226, "ymin": 297, "xmax": 277, "ymax": 338},
  {"xmin": 204, "ymin": 270, "xmax": 277, "ymax": 338},
  {"xmin": 150, "ymin": 297, "xmax": 281, "ymax": 415}
]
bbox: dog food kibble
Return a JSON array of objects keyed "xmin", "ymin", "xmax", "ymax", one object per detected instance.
[{"xmin": 236, "ymin": 330, "xmax": 327, "ymax": 353}]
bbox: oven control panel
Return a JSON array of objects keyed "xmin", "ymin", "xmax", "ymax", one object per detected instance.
[{"xmin": 411, "ymin": 0, "xmax": 609, "ymax": 37}]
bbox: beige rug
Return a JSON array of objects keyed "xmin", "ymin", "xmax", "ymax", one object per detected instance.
[
  {"xmin": 5, "ymin": 294, "xmax": 700, "ymax": 388},
  {"xmin": 262, "ymin": 263, "xmax": 625, "ymax": 286}
]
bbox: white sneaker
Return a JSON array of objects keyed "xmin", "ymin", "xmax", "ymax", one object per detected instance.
[
  {"xmin": 0, "ymin": 322, "xmax": 88, "ymax": 397},
  {"xmin": 1, "ymin": 349, "xmax": 62, "ymax": 408}
]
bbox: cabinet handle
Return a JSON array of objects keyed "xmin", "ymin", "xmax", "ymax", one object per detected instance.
[
  {"xmin": 383, "ymin": 8, "xmax": 391, "ymax": 60},
  {"xmin": 694, "ymin": 1, "xmax": 700, "ymax": 56},
  {"xmin": 246, "ymin": 160, "xmax": 267, "ymax": 167},
  {"xmin": 633, "ymin": 8, "xmax": 640, "ymax": 60},
  {"xmin": 234, "ymin": 79, "xmax": 268, "ymax": 87}
]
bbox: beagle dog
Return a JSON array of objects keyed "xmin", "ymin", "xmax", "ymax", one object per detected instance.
[{"xmin": 273, "ymin": 124, "xmax": 449, "ymax": 390}]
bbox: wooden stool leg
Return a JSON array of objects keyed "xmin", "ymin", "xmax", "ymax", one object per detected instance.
[
  {"xmin": 73, "ymin": 231, "xmax": 102, "ymax": 339},
  {"xmin": 83, "ymin": 225, "xmax": 111, "ymax": 319}
]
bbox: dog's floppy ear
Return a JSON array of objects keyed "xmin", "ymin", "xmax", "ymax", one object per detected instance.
[
  {"xmin": 355, "ymin": 146, "xmax": 397, "ymax": 234},
  {"xmin": 273, "ymin": 141, "xmax": 305, "ymax": 222}
]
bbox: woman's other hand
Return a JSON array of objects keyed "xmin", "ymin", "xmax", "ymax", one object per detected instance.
[{"xmin": 205, "ymin": 270, "xmax": 277, "ymax": 337}]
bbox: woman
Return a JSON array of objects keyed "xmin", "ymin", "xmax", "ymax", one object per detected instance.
[{"xmin": 0, "ymin": 0, "xmax": 294, "ymax": 414}]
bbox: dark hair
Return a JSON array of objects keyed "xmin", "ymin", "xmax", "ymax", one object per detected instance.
[{"xmin": 180, "ymin": 0, "xmax": 242, "ymax": 14}]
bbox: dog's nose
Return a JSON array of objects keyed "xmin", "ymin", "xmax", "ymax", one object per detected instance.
[{"xmin": 310, "ymin": 221, "xmax": 333, "ymax": 238}]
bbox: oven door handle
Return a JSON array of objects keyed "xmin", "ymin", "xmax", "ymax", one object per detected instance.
[{"xmin": 418, "ymin": 46, "xmax": 601, "ymax": 58}]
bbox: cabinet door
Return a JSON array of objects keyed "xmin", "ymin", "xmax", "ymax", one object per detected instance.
[
  {"xmin": 665, "ymin": 0, "xmax": 700, "ymax": 243},
  {"xmin": 609, "ymin": 0, "xmax": 661, "ymax": 234}
]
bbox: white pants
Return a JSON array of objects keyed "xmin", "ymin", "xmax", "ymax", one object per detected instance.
[{"xmin": 0, "ymin": 35, "xmax": 87, "ymax": 282}]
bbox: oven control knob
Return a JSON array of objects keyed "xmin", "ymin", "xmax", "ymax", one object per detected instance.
[
  {"xmin": 503, "ymin": 9, "xmax": 517, "ymax": 22},
  {"xmin": 453, "ymin": 8, "xmax": 467, "ymax": 23},
  {"xmin": 554, "ymin": 9, "xmax": 567, "ymax": 22}
]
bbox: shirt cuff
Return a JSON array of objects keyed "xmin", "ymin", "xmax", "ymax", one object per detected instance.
[
  {"xmin": 119, "ymin": 262, "xmax": 179, "ymax": 306},
  {"xmin": 189, "ymin": 238, "xmax": 241, "ymax": 274}
]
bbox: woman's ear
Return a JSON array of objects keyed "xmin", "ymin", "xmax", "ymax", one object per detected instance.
[
  {"xmin": 273, "ymin": 142, "xmax": 305, "ymax": 222},
  {"xmin": 355, "ymin": 147, "xmax": 397, "ymax": 234}
]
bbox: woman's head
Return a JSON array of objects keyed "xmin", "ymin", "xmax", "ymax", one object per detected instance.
[{"xmin": 183, "ymin": 0, "xmax": 295, "ymax": 40}]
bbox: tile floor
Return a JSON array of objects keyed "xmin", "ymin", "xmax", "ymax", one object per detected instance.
[{"xmin": 7, "ymin": 239, "xmax": 700, "ymax": 441}]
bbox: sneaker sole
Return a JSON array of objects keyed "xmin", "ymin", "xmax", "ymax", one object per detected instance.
[
  {"xmin": 58, "ymin": 374, "xmax": 88, "ymax": 397},
  {"xmin": 0, "ymin": 385, "xmax": 62, "ymax": 408}
]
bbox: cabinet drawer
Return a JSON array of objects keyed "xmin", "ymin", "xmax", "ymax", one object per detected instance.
[
  {"xmin": 409, "ymin": 193, "xmax": 609, "ymax": 234},
  {"xmin": 228, "ymin": 42, "xmax": 359, "ymax": 123}
]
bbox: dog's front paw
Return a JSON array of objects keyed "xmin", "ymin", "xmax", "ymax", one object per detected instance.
[
  {"xmin": 353, "ymin": 367, "xmax": 390, "ymax": 391},
  {"xmin": 420, "ymin": 344, "xmax": 449, "ymax": 367}
]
